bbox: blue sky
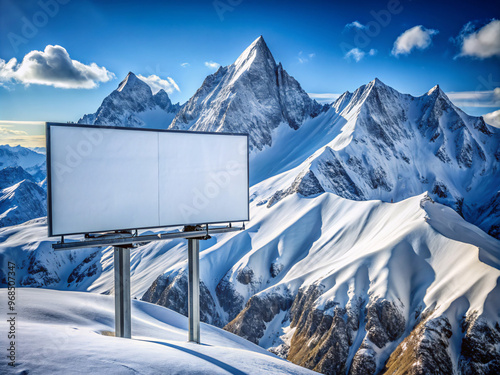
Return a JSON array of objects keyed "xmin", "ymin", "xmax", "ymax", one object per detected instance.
[{"xmin": 0, "ymin": 0, "xmax": 499, "ymax": 146}]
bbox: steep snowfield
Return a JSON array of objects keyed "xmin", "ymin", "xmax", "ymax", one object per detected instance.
[
  {"xmin": 144, "ymin": 190, "xmax": 499, "ymax": 326},
  {"xmin": 0, "ymin": 288, "xmax": 314, "ymax": 374},
  {"xmin": 78, "ymin": 72, "xmax": 180, "ymax": 128},
  {"xmin": 0, "ymin": 180, "xmax": 46, "ymax": 228},
  {"xmin": 0, "ymin": 163, "xmax": 47, "ymax": 229},
  {"xmin": 249, "ymin": 79, "xmax": 500, "ymax": 238},
  {"xmin": 2, "ymin": 193, "xmax": 498, "ymax": 373},
  {"xmin": 141, "ymin": 190, "xmax": 500, "ymax": 373}
]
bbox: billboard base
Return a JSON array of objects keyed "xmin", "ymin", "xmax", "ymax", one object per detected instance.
[{"xmin": 53, "ymin": 224, "xmax": 244, "ymax": 343}]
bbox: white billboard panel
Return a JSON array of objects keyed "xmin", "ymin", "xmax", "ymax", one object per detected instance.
[{"xmin": 47, "ymin": 123, "xmax": 249, "ymax": 236}]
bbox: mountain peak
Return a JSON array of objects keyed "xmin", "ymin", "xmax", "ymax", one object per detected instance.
[
  {"xmin": 369, "ymin": 77, "xmax": 388, "ymax": 88},
  {"xmin": 117, "ymin": 71, "xmax": 149, "ymax": 93},
  {"xmin": 427, "ymin": 84, "xmax": 443, "ymax": 96},
  {"xmin": 233, "ymin": 35, "xmax": 276, "ymax": 71}
]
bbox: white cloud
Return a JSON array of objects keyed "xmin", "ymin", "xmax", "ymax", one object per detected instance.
[
  {"xmin": 458, "ymin": 19, "xmax": 500, "ymax": 58},
  {"xmin": 181, "ymin": 62, "xmax": 190, "ymax": 67},
  {"xmin": 345, "ymin": 48, "xmax": 365, "ymax": 62},
  {"xmin": 446, "ymin": 88, "xmax": 500, "ymax": 107},
  {"xmin": 0, "ymin": 45, "xmax": 115, "ymax": 89},
  {"xmin": 0, "ymin": 135, "xmax": 46, "ymax": 148},
  {"xmin": 0, "ymin": 127, "xmax": 27, "ymax": 136},
  {"xmin": 483, "ymin": 109, "xmax": 500, "ymax": 128},
  {"xmin": 137, "ymin": 74, "xmax": 180, "ymax": 95},
  {"xmin": 392, "ymin": 25, "xmax": 439, "ymax": 56},
  {"xmin": 345, "ymin": 21, "xmax": 366, "ymax": 30},
  {"xmin": 308, "ymin": 93, "xmax": 341, "ymax": 104},
  {"xmin": 298, "ymin": 51, "xmax": 316, "ymax": 64},
  {"xmin": 368, "ymin": 49, "xmax": 377, "ymax": 56},
  {"xmin": 205, "ymin": 61, "xmax": 220, "ymax": 69}
]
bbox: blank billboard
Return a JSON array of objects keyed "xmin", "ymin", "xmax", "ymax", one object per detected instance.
[{"xmin": 46, "ymin": 123, "xmax": 249, "ymax": 236}]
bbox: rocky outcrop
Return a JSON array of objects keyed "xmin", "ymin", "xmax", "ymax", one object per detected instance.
[
  {"xmin": 458, "ymin": 313, "xmax": 500, "ymax": 375},
  {"xmin": 142, "ymin": 271, "xmax": 223, "ymax": 327},
  {"xmin": 67, "ymin": 251, "xmax": 100, "ymax": 286},
  {"xmin": 267, "ymin": 170, "xmax": 324, "ymax": 207},
  {"xmin": 384, "ymin": 315, "xmax": 453, "ymax": 375},
  {"xmin": 225, "ymin": 292, "xmax": 293, "ymax": 344}
]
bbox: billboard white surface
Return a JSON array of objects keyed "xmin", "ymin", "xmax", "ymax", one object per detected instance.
[{"xmin": 47, "ymin": 123, "xmax": 249, "ymax": 236}]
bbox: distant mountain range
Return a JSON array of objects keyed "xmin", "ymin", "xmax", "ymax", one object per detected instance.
[
  {"xmin": 2, "ymin": 36, "xmax": 499, "ymax": 375},
  {"xmin": 0, "ymin": 146, "xmax": 46, "ymax": 227}
]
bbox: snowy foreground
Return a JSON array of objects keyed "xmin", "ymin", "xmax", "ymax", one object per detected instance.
[{"xmin": 0, "ymin": 288, "xmax": 315, "ymax": 374}]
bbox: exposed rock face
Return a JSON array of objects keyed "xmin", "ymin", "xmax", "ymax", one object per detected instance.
[
  {"xmin": 459, "ymin": 313, "xmax": 500, "ymax": 375},
  {"xmin": 215, "ymin": 277, "xmax": 245, "ymax": 324},
  {"xmin": 384, "ymin": 316, "xmax": 453, "ymax": 375},
  {"xmin": 0, "ymin": 166, "xmax": 35, "ymax": 189},
  {"xmin": 142, "ymin": 271, "xmax": 223, "ymax": 327},
  {"xmin": 267, "ymin": 170, "xmax": 324, "ymax": 207},
  {"xmin": 260, "ymin": 79, "xmax": 500, "ymax": 238},
  {"xmin": 78, "ymin": 72, "xmax": 181, "ymax": 128},
  {"xmin": 169, "ymin": 36, "xmax": 324, "ymax": 151},
  {"xmin": 364, "ymin": 299, "xmax": 405, "ymax": 348},
  {"xmin": 67, "ymin": 251, "xmax": 100, "ymax": 286},
  {"xmin": 225, "ymin": 292, "xmax": 293, "ymax": 344},
  {"xmin": 349, "ymin": 348, "xmax": 377, "ymax": 375},
  {"xmin": 270, "ymin": 286, "xmax": 406, "ymax": 375}
]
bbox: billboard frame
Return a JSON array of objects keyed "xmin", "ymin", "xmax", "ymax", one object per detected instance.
[{"xmin": 46, "ymin": 122, "xmax": 250, "ymax": 237}]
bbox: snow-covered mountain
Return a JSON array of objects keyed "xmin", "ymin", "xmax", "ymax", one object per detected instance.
[
  {"xmin": 250, "ymin": 78, "xmax": 500, "ymax": 238},
  {"xmin": 0, "ymin": 288, "xmax": 315, "ymax": 375},
  {"xmin": 0, "ymin": 179, "xmax": 46, "ymax": 227},
  {"xmin": 0, "ymin": 166, "xmax": 35, "ymax": 189},
  {"xmin": 0, "ymin": 144, "xmax": 46, "ymax": 175},
  {"xmin": 78, "ymin": 72, "xmax": 181, "ymax": 128},
  {"xmin": 0, "ymin": 153, "xmax": 47, "ymax": 228},
  {"xmin": 1, "ymin": 36, "xmax": 499, "ymax": 375},
  {"xmin": 169, "ymin": 36, "xmax": 324, "ymax": 151},
  {"xmin": 142, "ymin": 193, "xmax": 500, "ymax": 374}
]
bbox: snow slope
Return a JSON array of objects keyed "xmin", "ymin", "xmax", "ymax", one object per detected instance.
[
  {"xmin": 143, "ymin": 192, "xmax": 500, "ymax": 374},
  {"xmin": 0, "ymin": 219, "xmax": 188, "ymax": 298},
  {"xmin": 0, "ymin": 180, "xmax": 46, "ymax": 228},
  {"xmin": 249, "ymin": 79, "xmax": 500, "ymax": 238},
  {"xmin": 0, "ymin": 288, "xmax": 314, "ymax": 374}
]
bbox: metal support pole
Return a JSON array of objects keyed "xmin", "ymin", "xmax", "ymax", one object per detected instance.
[
  {"xmin": 114, "ymin": 247, "xmax": 131, "ymax": 338},
  {"xmin": 188, "ymin": 238, "xmax": 200, "ymax": 343}
]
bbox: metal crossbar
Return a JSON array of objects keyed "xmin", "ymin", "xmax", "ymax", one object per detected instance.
[{"xmin": 52, "ymin": 225, "xmax": 243, "ymax": 251}]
